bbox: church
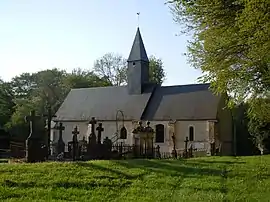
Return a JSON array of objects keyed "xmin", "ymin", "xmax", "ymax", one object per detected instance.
[{"xmin": 52, "ymin": 28, "xmax": 234, "ymax": 156}]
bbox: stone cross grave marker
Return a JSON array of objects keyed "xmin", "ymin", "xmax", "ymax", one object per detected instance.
[
  {"xmin": 43, "ymin": 105, "xmax": 57, "ymax": 158},
  {"xmin": 89, "ymin": 117, "xmax": 97, "ymax": 145},
  {"xmin": 25, "ymin": 110, "xmax": 39, "ymax": 138},
  {"xmin": 89, "ymin": 117, "xmax": 97, "ymax": 134},
  {"xmin": 55, "ymin": 122, "xmax": 65, "ymax": 155},
  {"xmin": 72, "ymin": 126, "xmax": 79, "ymax": 161},
  {"xmin": 24, "ymin": 110, "xmax": 43, "ymax": 162},
  {"xmin": 96, "ymin": 123, "xmax": 104, "ymax": 144}
]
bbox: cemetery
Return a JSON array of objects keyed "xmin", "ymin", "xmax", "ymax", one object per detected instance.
[
  {"xmin": 0, "ymin": 109, "xmax": 269, "ymax": 201},
  {"xmin": 1, "ymin": 110, "xmax": 200, "ymax": 163},
  {"xmin": 0, "ymin": 0, "xmax": 269, "ymax": 201}
]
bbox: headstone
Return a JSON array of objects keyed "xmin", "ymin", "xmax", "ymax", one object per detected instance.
[
  {"xmin": 72, "ymin": 126, "xmax": 79, "ymax": 161},
  {"xmin": 55, "ymin": 122, "xmax": 65, "ymax": 155},
  {"xmin": 43, "ymin": 105, "xmax": 57, "ymax": 158},
  {"xmin": 103, "ymin": 137, "xmax": 112, "ymax": 152},
  {"xmin": 156, "ymin": 145, "xmax": 161, "ymax": 159},
  {"xmin": 25, "ymin": 110, "xmax": 44, "ymax": 162},
  {"xmin": 184, "ymin": 137, "xmax": 189, "ymax": 158},
  {"xmin": 88, "ymin": 117, "xmax": 97, "ymax": 146},
  {"xmin": 171, "ymin": 133, "xmax": 177, "ymax": 158},
  {"xmin": 96, "ymin": 123, "xmax": 104, "ymax": 144},
  {"xmin": 188, "ymin": 143, "xmax": 193, "ymax": 158},
  {"xmin": 78, "ymin": 136, "xmax": 88, "ymax": 160},
  {"xmin": 144, "ymin": 121, "xmax": 155, "ymax": 157}
]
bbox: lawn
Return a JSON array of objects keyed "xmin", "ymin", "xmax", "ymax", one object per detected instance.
[{"xmin": 0, "ymin": 156, "xmax": 270, "ymax": 202}]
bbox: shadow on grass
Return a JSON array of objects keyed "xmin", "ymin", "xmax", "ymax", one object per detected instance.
[
  {"xmin": 0, "ymin": 193, "xmax": 22, "ymax": 200},
  {"xmin": 114, "ymin": 159, "xmax": 223, "ymax": 177},
  {"xmin": 187, "ymin": 159, "xmax": 246, "ymax": 165},
  {"xmin": 114, "ymin": 159, "xmax": 231, "ymax": 196},
  {"xmin": 3, "ymin": 179, "xmax": 131, "ymax": 189},
  {"xmin": 75, "ymin": 162, "xmax": 147, "ymax": 180}
]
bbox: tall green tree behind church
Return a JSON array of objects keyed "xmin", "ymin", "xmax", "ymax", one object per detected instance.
[{"xmin": 93, "ymin": 53, "xmax": 166, "ymax": 86}]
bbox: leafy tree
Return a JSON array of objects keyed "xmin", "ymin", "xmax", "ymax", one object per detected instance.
[
  {"xmin": 63, "ymin": 68, "xmax": 111, "ymax": 90},
  {"xmin": 7, "ymin": 68, "xmax": 111, "ymax": 135},
  {"xmin": 169, "ymin": 0, "xmax": 270, "ymax": 147},
  {"xmin": 93, "ymin": 53, "xmax": 166, "ymax": 86},
  {"xmin": 149, "ymin": 56, "xmax": 166, "ymax": 84},
  {"xmin": 247, "ymin": 97, "xmax": 270, "ymax": 151},
  {"xmin": 0, "ymin": 80, "xmax": 15, "ymax": 130},
  {"xmin": 169, "ymin": 0, "xmax": 269, "ymax": 102},
  {"xmin": 9, "ymin": 69, "xmax": 67, "ymax": 126},
  {"xmin": 93, "ymin": 53, "xmax": 127, "ymax": 86}
]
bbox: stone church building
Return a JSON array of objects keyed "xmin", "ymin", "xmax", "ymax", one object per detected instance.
[{"xmin": 52, "ymin": 28, "xmax": 234, "ymax": 156}]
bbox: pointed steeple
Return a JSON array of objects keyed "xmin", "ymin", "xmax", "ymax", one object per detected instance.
[
  {"xmin": 127, "ymin": 28, "xmax": 149, "ymax": 63},
  {"xmin": 127, "ymin": 28, "xmax": 150, "ymax": 94}
]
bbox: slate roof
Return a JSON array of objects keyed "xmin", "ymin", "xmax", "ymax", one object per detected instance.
[
  {"xmin": 54, "ymin": 83, "xmax": 221, "ymax": 122},
  {"xmin": 141, "ymin": 83, "xmax": 220, "ymax": 121},
  {"xmin": 54, "ymin": 85, "xmax": 155, "ymax": 122},
  {"xmin": 127, "ymin": 28, "xmax": 149, "ymax": 62}
]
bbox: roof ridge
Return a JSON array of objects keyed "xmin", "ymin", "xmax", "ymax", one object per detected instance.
[
  {"xmin": 71, "ymin": 85, "xmax": 127, "ymax": 91},
  {"xmin": 162, "ymin": 83, "xmax": 210, "ymax": 88}
]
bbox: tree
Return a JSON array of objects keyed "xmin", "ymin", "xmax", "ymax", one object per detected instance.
[
  {"xmin": 169, "ymin": 0, "xmax": 270, "ymax": 102},
  {"xmin": 63, "ymin": 68, "xmax": 111, "ymax": 90},
  {"xmin": 93, "ymin": 53, "xmax": 166, "ymax": 86},
  {"xmin": 0, "ymin": 80, "xmax": 15, "ymax": 129},
  {"xmin": 93, "ymin": 53, "xmax": 127, "ymax": 86},
  {"xmin": 7, "ymin": 68, "xmax": 111, "ymax": 135},
  {"xmin": 169, "ymin": 0, "xmax": 270, "ymax": 147},
  {"xmin": 149, "ymin": 56, "xmax": 166, "ymax": 84}
]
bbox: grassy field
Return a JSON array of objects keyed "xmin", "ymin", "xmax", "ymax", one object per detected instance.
[{"xmin": 0, "ymin": 156, "xmax": 270, "ymax": 202}]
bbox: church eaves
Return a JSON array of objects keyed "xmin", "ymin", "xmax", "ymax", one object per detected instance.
[{"xmin": 127, "ymin": 28, "xmax": 149, "ymax": 62}]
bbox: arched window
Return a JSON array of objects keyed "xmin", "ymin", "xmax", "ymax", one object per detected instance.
[
  {"xmin": 189, "ymin": 126, "xmax": 194, "ymax": 141},
  {"xmin": 155, "ymin": 124, "xmax": 164, "ymax": 143},
  {"xmin": 120, "ymin": 126, "xmax": 127, "ymax": 139}
]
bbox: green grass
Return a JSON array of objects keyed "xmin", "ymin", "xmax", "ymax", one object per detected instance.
[{"xmin": 0, "ymin": 156, "xmax": 270, "ymax": 202}]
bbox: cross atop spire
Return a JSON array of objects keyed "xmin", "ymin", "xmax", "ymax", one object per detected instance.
[
  {"xmin": 137, "ymin": 12, "xmax": 140, "ymax": 28},
  {"xmin": 127, "ymin": 28, "xmax": 149, "ymax": 63}
]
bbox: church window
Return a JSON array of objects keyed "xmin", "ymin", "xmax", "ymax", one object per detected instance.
[
  {"xmin": 120, "ymin": 126, "xmax": 127, "ymax": 139},
  {"xmin": 155, "ymin": 124, "xmax": 164, "ymax": 143},
  {"xmin": 189, "ymin": 126, "xmax": 194, "ymax": 141}
]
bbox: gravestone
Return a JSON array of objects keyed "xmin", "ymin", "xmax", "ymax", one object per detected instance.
[
  {"xmin": 79, "ymin": 136, "xmax": 88, "ymax": 159},
  {"xmin": 171, "ymin": 133, "xmax": 177, "ymax": 158},
  {"xmin": 96, "ymin": 123, "xmax": 104, "ymax": 144},
  {"xmin": 25, "ymin": 110, "xmax": 45, "ymax": 162},
  {"xmin": 72, "ymin": 126, "xmax": 79, "ymax": 161},
  {"xmin": 88, "ymin": 117, "xmax": 97, "ymax": 146},
  {"xmin": 55, "ymin": 122, "xmax": 65, "ymax": 155},
  {"xmin": 103, "ymin": 137, "xmax": 112, "ymax": 153},
  {"xmin": 184, "ymin": 137, "xmax": 189, "ymax": 158},
  {"xmin": 87, "ymin": 117, "xmax": 97, "ymax": 157},
  {"xmin": 144, "ymin": 121, "xmax": 155, "ymax": 157},
  {"xmin": 43, "ymin": 105, "xmax": 57, "ymax": 158}
]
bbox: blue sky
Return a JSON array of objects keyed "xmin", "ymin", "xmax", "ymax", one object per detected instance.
[{"xmin": 0, "ymin": 0, "xmax": 201, "ymax": 86}]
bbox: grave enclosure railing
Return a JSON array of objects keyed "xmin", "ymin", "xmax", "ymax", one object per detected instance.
[
  {"xmin": 158, "ymin": 147, "xmax": 208, "ymax": 159},
  {"xmin": 112, "ymin": 143, "xmax": 161, "ymax": 159},
  {"xmin": 0, "ymin": 140, "xmax": 26, "ymax": 159}
]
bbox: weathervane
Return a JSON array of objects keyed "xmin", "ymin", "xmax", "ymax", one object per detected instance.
[{"xmin": 137, "ymin": 12, "xmax": 140, "ymax": 27}]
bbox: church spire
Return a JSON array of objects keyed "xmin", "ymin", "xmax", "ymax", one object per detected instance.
[
  {"xmin": 127, "ymin": 28, "xmax": 149, "ymax": 95},
  {"xmin": 127, "ymin": 28, "xmax": 149, "ymax": 63}
]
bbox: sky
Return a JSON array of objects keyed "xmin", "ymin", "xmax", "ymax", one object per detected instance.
[{"xmin": 0, "ymin": 0, "xmax": 202, "ymax": 86}]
